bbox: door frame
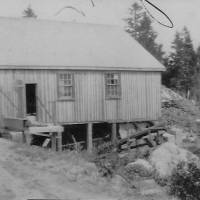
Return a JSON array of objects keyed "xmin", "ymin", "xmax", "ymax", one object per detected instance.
[{"xmin": 25, "ymin": 83, "xmax": 38, "ymax": 118}]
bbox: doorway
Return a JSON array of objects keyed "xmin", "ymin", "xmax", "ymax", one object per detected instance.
[{"xmin": 25, "ymin": 84, "xmax": 37, "ymax": 116}]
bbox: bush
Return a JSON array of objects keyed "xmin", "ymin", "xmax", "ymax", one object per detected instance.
[
  {"xmin": 94, "ymin": 141, "xmax": 114, "ymax": 155},
  {"xmin": 94, "ymin": 152, "xmax": 121, "ymax": 178},
  {"xmin": 168, "ymin": 161, "xmax": 200, "ymax": 200}
]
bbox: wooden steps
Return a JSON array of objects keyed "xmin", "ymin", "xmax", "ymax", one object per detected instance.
[{"xmin": 1, "ymin": 117, "xmax": 64, "ymax": 152}]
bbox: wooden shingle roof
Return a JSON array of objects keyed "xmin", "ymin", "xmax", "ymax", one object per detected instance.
[{"xmin": 0, "ymin": 17, "xmax": 165, "ymax": 71}]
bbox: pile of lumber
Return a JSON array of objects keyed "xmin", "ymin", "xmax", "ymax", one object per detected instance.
[{"xmin": 117, "ymin": 122, "xmax": 166, "ymax": 151}]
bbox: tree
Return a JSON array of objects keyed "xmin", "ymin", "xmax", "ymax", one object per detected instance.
[
  {"xmin": 125, "ymin": 3, "xmax": 143, "ymax": 39},
  {"xmin": 164, "ymin": 27, "xmax": 196, "ymax": 97},
  {"xmin": 23, "ymin": 5, "xmax": 37, "ymax": 18},
  {"xmin": 191, "ymin": 46, "xmax": 200, "ymax": 101},
  {"xmin": 125, "ymin": 2, "xmax": 164, "ymax": 62}
]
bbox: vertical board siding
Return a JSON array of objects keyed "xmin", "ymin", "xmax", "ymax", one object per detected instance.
[
  {"xmin": 74, "ymin": 72, "xmax": 103, "ymax": 122},
  {"xmin": 145, "ymin": 72, "xmax": 161, "ymax": 120},
  {"xmin": 120, "ymin": 72, "xmax": 147, "ymax": 121},
  {"xmin": 105, "ymin": 100, "xmax": 117, "ymax": 121},
  {"xmin": 0, "ymin": 69, "xmax": 161, "ymax": 123},
  {"xmin": 12, "ymin": 69, "xmax": 57, "ymax": 123},
  {"xmin": 0, "ymin": 71, "xmax": 18, "ymax": 118},
  {"xmin": 56, "ymin": 101, "xmax": 75, "ymax": 122}
]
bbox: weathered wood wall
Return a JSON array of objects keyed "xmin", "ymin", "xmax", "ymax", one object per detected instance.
[{"xmin": 0, "ymin": 70, "xmax": 161, "ymax": 124}]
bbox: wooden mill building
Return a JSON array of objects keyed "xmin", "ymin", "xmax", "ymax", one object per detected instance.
[{"xmin": 0, "ymin": 17, "xmax": 165, "ymax": 151}]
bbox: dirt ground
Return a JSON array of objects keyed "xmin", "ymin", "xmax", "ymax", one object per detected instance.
[{"xmin": 0, "ymin": 138, "xmax": 174, "ymax": 200}]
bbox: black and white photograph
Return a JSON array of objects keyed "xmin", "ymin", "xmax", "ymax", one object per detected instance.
[{"xmin": 0, "ymin": 0, "xmax": 200, "ymax": 200}]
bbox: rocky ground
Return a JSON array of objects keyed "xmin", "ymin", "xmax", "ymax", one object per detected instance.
[{"xmin": 0, "ymin": 138, "xmax": 174, "ymax": 200}]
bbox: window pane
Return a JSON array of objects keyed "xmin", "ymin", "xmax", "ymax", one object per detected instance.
[
  {"xmin": 113, "ymin": 74, "xmax": 119, "ymax": 80},
  {"xmin": 105, "ymin": 73, "xmax": 120, "ymax": 98},
  {"xmin": 64, "ymin": 79, "xmax": 72, "ymax": 85},
  {"xmin": 62, "ymin": 86, "xmax": 72, "ymax": 97}
]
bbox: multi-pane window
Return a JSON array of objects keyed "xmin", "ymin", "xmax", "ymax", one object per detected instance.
[
  {"xmin": 58, "ymin": 73, "xmax": 74, "ymax": 99},
  {"xmin": 105, "ymin": 73, "xmax": 121, "ymax": 99}
]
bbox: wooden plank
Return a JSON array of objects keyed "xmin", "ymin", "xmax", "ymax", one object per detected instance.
[
  {"xmin": 4, "ymin": 117, "xmax": 27, "ymax": 131},
  {"xmin": 118, "ymin": 122, "xmax": 166, "ymax": 147},
  {"xmin": 51, "ymin": 132, "xmax": 57, "ymax": 151},
  {"xmin": 27, "ymin": 132, "xmax": 51, "ymax": 137},
  {"xmin": 28, "ymin": 125, "xmax": 63, "ymax": 134},
  {"xmin": 42, "ymin": 138, "xmax": 51, "ymax": 147}
]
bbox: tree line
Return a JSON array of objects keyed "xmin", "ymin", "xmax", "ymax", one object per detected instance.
[{"xmin": 125, "ymin": 2, "xmax": 200, "ymax": 100}]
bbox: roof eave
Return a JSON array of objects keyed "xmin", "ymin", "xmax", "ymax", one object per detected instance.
[{"xmin": 0, "ymin": 65, "xmax": 165, "ymax": 72}]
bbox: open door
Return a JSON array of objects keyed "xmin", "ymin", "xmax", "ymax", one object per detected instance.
[{"xmin": 25, "ymin": 84, "xmax": 37, "ymax": 116}]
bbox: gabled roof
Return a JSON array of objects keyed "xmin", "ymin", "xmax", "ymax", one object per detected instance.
[{"xmin": 0, "ymin": 17, "xmax": 165, "ymax": 71}]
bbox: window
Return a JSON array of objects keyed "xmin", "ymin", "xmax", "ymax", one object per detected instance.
[
  {"xmin": 58, "ymin": 73, "xmax": 74, "ymax": 100},
  {"xmin": 105, "ymin": 73, "xmax": 121, "ymax": 99}
]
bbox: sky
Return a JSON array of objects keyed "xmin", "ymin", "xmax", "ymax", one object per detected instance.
[{"xmin": 0, "ymin": 0, "xmax": 199, "ymax": 52}]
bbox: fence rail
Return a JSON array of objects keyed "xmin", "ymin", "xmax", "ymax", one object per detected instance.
[{"xmin": 62, "ymin": 137, "xmax": 105, "ymax": 151}]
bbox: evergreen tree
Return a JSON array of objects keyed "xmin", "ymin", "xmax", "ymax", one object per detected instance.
[
  {"xmin": 23, "ymin": 5, "xmax": 37, "ymax": 18},
  {"xmin": 191, "ymin": 46, "xmax": 200, "ymax": 101},
  {"xmin": 125, "ymin": 2, "xmax": 164, "ymax": 62},
  {"xmin": 125, "ymin": 3, "xmax": 143, "ymax": 39},
  {"xmin": 164, "ymin": 27, "xmax": 196, "ymax": 97}
]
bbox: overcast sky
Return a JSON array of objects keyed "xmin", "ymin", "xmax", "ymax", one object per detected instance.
[{"xmin": 0, "ymin": 0, "xmax": 199, "ymax": 52}]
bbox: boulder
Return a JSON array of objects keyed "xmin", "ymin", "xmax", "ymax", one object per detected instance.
[
  {"xmin": 162, "ymin": 132, "xmax": 176, "ymax": 143},
  {"xmin": 125, "ymin": 159, "xmax": 153, "ymax": 178},
  {"xmin": 150, "ymin": 142, "xmax": 199, "ymax": 179}
]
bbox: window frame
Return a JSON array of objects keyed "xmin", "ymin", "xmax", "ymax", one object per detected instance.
[
  {"xmin": 57, "ymin": 72, "xmax": 75, "ymax": 101},
  {"xmin": 105, "ymin": 72, "xmax": 121, "ymax": 99}
]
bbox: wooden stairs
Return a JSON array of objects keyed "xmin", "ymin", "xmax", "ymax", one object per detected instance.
[{"xmin": 1, "ymin": 117, "xmax": 64, "ymax": 152}]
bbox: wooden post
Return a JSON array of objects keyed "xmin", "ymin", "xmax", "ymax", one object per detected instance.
[
  {"xmin": 22, "ymin": 126, "xmax": 28, "ymax": 144},
  {"xmin": 22, "ymin": 131, "xmax": 26, "ymax": 144},
  {"xmin": 51, "ymin": 132, "xmax": 56, "ymax": 151},
  {"xmin": 112, "ymin": 123, "xmax": 117, "ymax": 145},
  {"xmin": 57, "ymin": 132, "xmax": 62, "ymax": 152},
  {"xmin": 52, "ymin": 101, "xmax": 56, "ymax": 124},
  {"xmin": 87, "ymin": 123, "xmax": 93, "ymax": 153}
]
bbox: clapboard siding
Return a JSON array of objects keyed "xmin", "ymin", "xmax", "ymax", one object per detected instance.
[{"xmin": 0, "ymin": 69, "xmax": 161, "ymax": 123}]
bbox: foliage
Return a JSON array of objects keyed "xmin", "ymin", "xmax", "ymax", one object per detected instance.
[
  {"xmin": 93, "ymin": 142, "xmax": 124, "ymax": 178},
  {"xmin": 168, "ymin": 161, "xmax": 200, "ymax": 200},
  {"xmin": 94, "ymin": 140, "xmax": 153, "ymax": 180},
  {"xmin": 125, "ymin": 2, "xmax": 164, "ymax": 62},
  {"xmin": 163, "ymin": 27, "xmax": 197, "ymax": 97},
  {"xmin": 23, "ymin": 5, "xmax": 37, "ymax": 18},
  {"xmin": 94, "ymin": 152, "xmax": 122, "ymax": 178}
]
